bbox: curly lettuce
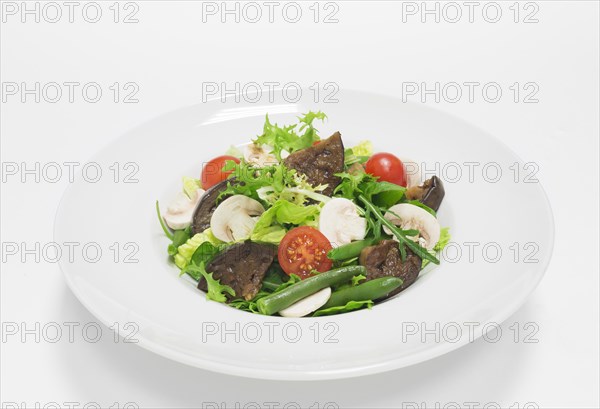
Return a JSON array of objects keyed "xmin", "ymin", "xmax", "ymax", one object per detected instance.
[{"xmin": 254, "ymin": 111, "xmax": 326, "ymax": 160}]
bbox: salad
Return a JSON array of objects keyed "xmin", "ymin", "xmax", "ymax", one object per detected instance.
[{"xmin": 156, "ymin": 112, "xmax": 450, "ymax": 317}]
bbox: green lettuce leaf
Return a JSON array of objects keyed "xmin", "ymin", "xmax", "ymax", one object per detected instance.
[
  {"xmin": 351, "ymin": 140, "xmax": 373, "ymax": 157},
  {"xmin": 174, "ymin": 229, "xmax": 222, "ymax": 270},
  {"xmin": 182, "ymin": 176, "xmax": 202, "ymax": 199},
  {"xmin": 313, "ymin": 300, "xmax": 374, "ymax": 317},
  {"xmin": 251, "ymin": 200, "xmax": 320, "ymax": 244}
]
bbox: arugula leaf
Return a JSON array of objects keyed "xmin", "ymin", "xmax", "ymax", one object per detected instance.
[
  {"xmin": 313, "ymin": 300, "xmax": 374, "ymax": 317},
  {"xmin": 358, "ymin": 194, "xmax": 439, "ymax": 265},
  {"xmin": 168, "ymin": 229, "xmax": 191, "ymax": 256},
  {"xmin": 190, "ymin": 241, "xmax": 224, "ymax": 266},
  {"xmin": 254, "ymin": 112, "xmax": 326, "ymax": 160},
  {"xmin": 155, "ymin": 200, "xmax": 174, "ymax": 240},
  {"xmin": 405, "ymin": 200, "xmax": 436, "ymax": 217},
  {"xmin": 182, "ymin": 263, "xmax": 235, "ymax": 303}
]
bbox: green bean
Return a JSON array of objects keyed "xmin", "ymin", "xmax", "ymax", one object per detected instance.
[
  {"xmin": 327, "ymin": 239, "xmax": 375, "ymax": 261},
  {"xmin": 256, "ymin": 266, "xmax": 366, "ymax": 316},
  {"xmin": 320, "ymin": 277, "xmax": 403, "ymax": 310}
]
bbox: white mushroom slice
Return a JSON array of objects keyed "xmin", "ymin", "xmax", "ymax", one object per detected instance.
[
  {"xmin": 400, "ymin": 157, "xmax": 422, "ymax": 188},
  {"xmin": 318, "ymin": 198, "xmax": 367, "ymax": 247},
  {"xmin": 163, "ymin": 188, "xmax": 205, "ymax": 230},
  {"xmin": 244, "ymin": 143, "xmax": 278, "ymax": 167},
  {"xmin": 279, "ymin": 287, "xmax": 332, "ymax": 318},
  {"xmin": 210, "ymin": 195, "xmax": 265, "ymax": 242},
  {"xmin": 383, "ymin": 203, "xmax": 440, "ymax": 250}
]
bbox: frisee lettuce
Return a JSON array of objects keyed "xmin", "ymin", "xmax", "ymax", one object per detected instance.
[
  {"xmin": 182, "ymin": 262, "xmax": 235, "ymax": 303},
  {"xmin": 254, "ymin": 112, "xmax": 326, "ymax": 160}
]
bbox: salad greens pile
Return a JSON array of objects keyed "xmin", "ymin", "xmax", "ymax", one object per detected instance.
[{"xmin": 157, "ymin": 111, "xmax": 451, "ymax": 317}]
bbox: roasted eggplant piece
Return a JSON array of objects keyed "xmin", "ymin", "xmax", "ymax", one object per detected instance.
[
  {"xmin": 359, "ymin": 240, "xmax": 422, "ymax": 297},
  {"xmin": 199, "ymin": 241, "xmax": 277, "ymax": 301},
  {"xmin": 191, "ymin": 179, "xmax": 232, "ymax": 234},
  {"xmin": 283, "ymin": 132, "xmax": 345, "ymax": 196},
  {"xmin": 405, "ymin": 176, "xmax": 445, "ymax": 212}
]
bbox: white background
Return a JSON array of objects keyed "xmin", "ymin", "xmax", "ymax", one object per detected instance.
[{"xmin": 1, "ymin": 1, "xmax": 599, "ymax": 408}]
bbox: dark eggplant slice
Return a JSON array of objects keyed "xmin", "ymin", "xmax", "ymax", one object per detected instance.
[
  {"xmin": 283, "ymin": 132, "xmax": 345, "ymax": 196},
  {"xmin": 199, "ymin": 242, "xmax": 277, "ymax": 301},
  {"xmin": 359, "ymin": 240, "xmax": 422, "ymax": 298},
  {"xmin": 405, "ymin": 176, "xmax": 445, "ymax": 212},
  {"xmin": 191, "ymin": 179, "xmax": 231, "ymax": 234}
]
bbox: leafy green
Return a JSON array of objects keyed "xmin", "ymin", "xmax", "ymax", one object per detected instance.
[
  {"xmin": 254, "ymin": 112, "xmax": 326, "ymax": 160},
  {"xmin": 313, "ymin": 300, "xmax": 374, "ymax": 317},
  {"xmin": 229, "ymin": 274, "xmax": 302, "ymax": 313},
  {"xmin": 190, "ymin": 241, "xmax": 225, "ymax": 267},
  {"xmin": 351, "ymin": 140, "xmax": 373, "ymax": 157},
  {"xmin": 220, "ymin": 161, "xmax": 294, "ymax": 202},
  {"xmin": 182, "ymin": 176, "xmax": 202, "ymax": 199},
  {"xmin": 251, "ymin": 199, "xmax": 320, "ymax": 244},
  {"xmin": 182, "ymin": 263, "xmax": 235, "ymax": 303},
  {"xmin": 174, "ymin": 229, "xmax": 222, "ymax": 270},
  {"xmin": 351, "ymin": 274, "xmax": 367, "ymax": 286},
  {"xmin": 224, "ymin": 145, "xmax": 243, "ymax": 159},
  {"xmin": 169, "ymin": 229, "xmax": 191, "ymax": 257},
  {"xmin": 358, "ymin": 194, "xmax": 439, "ymax": 265},
  {"xmin": 344, "ymin": 140, "xmax": 373, "ymax": 166},
  {"xmin": 155, "ymin": 200, "xmax": 174, "ymax": 240},
  {"xmin": 405, "ymin": 200, "xmax": 436, "ymax": 217},
  {"xmin": 334, "ymin": 172, "xmax": 405, "ymax": 206},
  {"xmin": 435, "ymin": 227, "xmax": 451, "ymax": 251},
  {"xmin": 421, "ymin": 227, "xmax": 451, "ymax": 269}
]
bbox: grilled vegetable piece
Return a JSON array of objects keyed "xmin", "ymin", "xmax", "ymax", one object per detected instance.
[
  {"xmin": 191, "ymin": 179, "xmax": 231, "ymax": 234},
  {"xmin": 405, "ymin": 176, "xmax": 445, "ymax": 212},
  {"xmin": 283, "ymin": 132, "xmax": 345, "ymax": 196},
  {"xmin": 198, "ymin": 241, "xmax": 276, "ymax": 301},
  {"xmin": 359, "ymin": 240, "xmax": 422, "ymax": 297}
]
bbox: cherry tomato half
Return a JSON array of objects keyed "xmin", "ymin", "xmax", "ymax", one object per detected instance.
[
  {"xmin": 278, "ymin": 226, "xmax": 333, "ymax": 279},
  {"xmin": 201, "ymin": 155, "xmax": 240, "ymax": 190},
  {"xmin": 365, "ymin": 152, "xmax": 407, "ymax": 187}
]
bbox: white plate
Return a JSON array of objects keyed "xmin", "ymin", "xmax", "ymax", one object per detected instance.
[{"xmin": 55, "ymin": 90, "xmax": 554, "ymax": 380}]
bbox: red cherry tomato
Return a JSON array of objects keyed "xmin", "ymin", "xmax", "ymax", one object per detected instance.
[
  {"xmin": 365, "ymin": 152, "xmax": 407, "ymax": 187},
  {"xmin": 278, "ymin": 226, "xmax": 333, "ymax": 279},
  {"xmin": 201, "ymin": 155, "xmax": 240, "ymax": 189}
]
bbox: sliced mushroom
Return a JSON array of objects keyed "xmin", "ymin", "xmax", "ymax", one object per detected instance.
[
  {"xmin": 319, "ymin": 198, "xmax": 367, "ymax": 247},
  {"xmin": 405, "ymin": 176, "xmax": 445, "ymax": 212},
  {"xmin": 383, "ymin": 203, "xmax": 441, "ymax": 250},
  {"xmin": 244, "ymin": 143, "xmax": 278, "ymax": 167},
  {"xmin": 210, "ymin": 195, "xmax": 265, "ymax": 242},
  {"xmin": 400, "ymin": 157, "xmax": 422, "ymax": 188},
  {"xmin": 279, "ymin": 287, "xmax": 332, "ymax": 318},
  {"xmin": 163, "ymin": 188, "xmax": 205, "ymax": 230}
]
